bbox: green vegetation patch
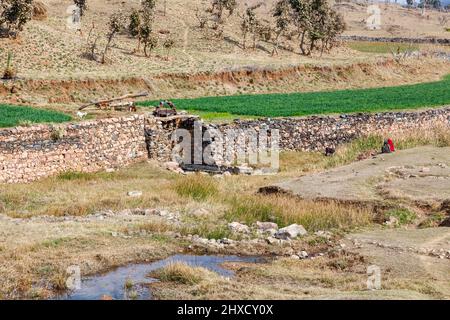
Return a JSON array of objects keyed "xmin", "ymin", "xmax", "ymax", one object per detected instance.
[
  {"xmin": 385, "ymin": 208, "xmax": 417, "ymax": 225},
  {"xmin": 0, "ymin": 104, "xmax": 71, "ymax": 128},
  {"xmin": 347, "ymin": 41, "xmax": 419, "ymax": 54},
  {"xmin": 139, "ymin": 75, "xmax": 450, "ymax": 118}
]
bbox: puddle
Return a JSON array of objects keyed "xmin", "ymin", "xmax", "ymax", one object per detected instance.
[{"xmin": 59, "ymin": 255, "xmax": 261, "ymax": 300}]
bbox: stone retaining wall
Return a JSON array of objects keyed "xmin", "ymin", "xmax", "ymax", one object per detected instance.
[
  {"xmin": 0, "ymin": 107, "xmax": 449, "ymax": 183},
  {"xmin": 0, "ymin": 115, "xmax": 148, "ymax": 183},
  {"xmin": 341, "ymin": 35, "xmax": 450, "ymax": 45},
  {"xmin": 206, "ymin": 107, "xmax": 450, "ymax": 165}
]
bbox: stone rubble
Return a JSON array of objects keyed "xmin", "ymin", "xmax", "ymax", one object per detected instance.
[
  {"xmin": 275, "ymin": 224, "xmax": 308, "ymax": 240},
  {"xmin": 228, "ymin": 222, "xmax": 251, "ymax": 234}
]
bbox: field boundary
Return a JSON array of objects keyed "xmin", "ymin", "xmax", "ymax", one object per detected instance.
[{"xmin": 1, "ymin": 107, "xmax": 449, "ymax": 184}]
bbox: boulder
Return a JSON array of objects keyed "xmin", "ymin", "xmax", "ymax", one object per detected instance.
[
  {"xmin": 298, "ymin": 251, "xmax": 309, "ymax": 259},
  {"xmin": 275, "ymin": 224, "xmax": 307, "ymax": 240},
  {"xmin": 228, "ymin": 222, "xmax": 250, "ymax": 234}
]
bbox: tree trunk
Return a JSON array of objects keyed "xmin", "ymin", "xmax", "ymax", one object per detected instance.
[
  {"xmin": 102, "ymin": 32, "xmax": 115, "ymax": 64},
  {"xmin": 299, "ymin": 31, "xmax": 307, "ymax": 55}
]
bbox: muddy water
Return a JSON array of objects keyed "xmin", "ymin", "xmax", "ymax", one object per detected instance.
[{"xmin": 60, "ymin": 255, "xmax": 261, "ymax": 300}]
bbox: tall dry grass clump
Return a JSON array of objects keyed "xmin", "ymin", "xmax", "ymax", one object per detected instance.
[
  {"xmin": 151, "ymin": 262, "xmax": 216, "ymax": 285},
  {"xmin": 392, "ymin": 125, "xmax": 450, "ymax": 149},
  {"xmin": 173, "ymin": 174, "xmax": 218, "ymax": 201},
  {"xmin": 226, "ymin": 195, "xmax": 373, "ymax": 231}
]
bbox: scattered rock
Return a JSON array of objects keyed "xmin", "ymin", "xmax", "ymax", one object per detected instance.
[
  {"xmin": 275, "ymin": 224, "xmax": 307, "ymax": 240},
  {"xmin": 163, "ymin": 161, "xmax": 184, "ymax": 174},
  {"xmin": 127, "ymin": 191, "xmax": 142, "ymax": 198},
  {"xmin": 314, "ymin": 230, "xmax": 333, "ymax": 239},
  {"xmin": 420, "ymin": 167, "xmax": 431, "ymax": 173},
  {"xmin": 228, "ymin": 222, "xmax": 251, "ymax": 234},
  {"xmin": 298, "ymin": 251, "xmax": 309, "ymax": 259},
  {"xmin": 266, "ymin": 236, "xmax": 279, "ymax": 245},
  {"xmin": 385, "ymin": 216, "xmax": 399, "ymax": 227},
  {"xmin": 236, "ymin": 165, "xmax": 254, "ymax": 175},
  {"xmin": 191, "ymin": 208, "xmax": 210, "ymax": 217}
]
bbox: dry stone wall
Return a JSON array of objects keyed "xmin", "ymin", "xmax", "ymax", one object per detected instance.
[
  {"xmin": 207, "ymin": 107, "xmax": 450, "ymax": 164},
  {"xmin": 0, "ymin": 107, "xmax": 449, "ymax": 183},
  {"xmin": 0, "ymin": 115, "xmax": 148, "ymax": 183}
]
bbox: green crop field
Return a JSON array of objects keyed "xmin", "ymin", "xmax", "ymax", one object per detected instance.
[
  {"xmin": 0, "ymin": 104, "xmax": 71, "ymax": 128},
  {"xmin": 139, "ymin": 75, "xmax": 450, "ymax": 118},
  {"xmin": 347, "ymin": 41, "xmax": 419, "ymax": 54}
]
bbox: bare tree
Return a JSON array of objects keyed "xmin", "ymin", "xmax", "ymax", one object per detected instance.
[
  {"xmin": 101, "ymin": 12, "xmax": 125, "ymax": 64},
  {"xmin": 272, "ymin": 0, "xmax": 291, "ymax": 55},
  {"xmin": 163, "ymin": 37, "xmax": 175, "ymax": 59},
  {"xmin": 0, "ymin": 0, "xmax": 33, "ymax": 38},
  {"xmin": 239, "ymin": 4, "xmax": 263, "ymax": 49}
]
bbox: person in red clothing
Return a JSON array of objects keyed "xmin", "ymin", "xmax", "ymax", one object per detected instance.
[{"xmin": 388, "ymin": 139, "xmax": 395, "ymax": 152}]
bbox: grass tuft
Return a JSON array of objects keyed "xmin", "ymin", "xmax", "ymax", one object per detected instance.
[
  {"xmin": 225, "ymin": 195, "xmax": 373, "ymax": 231},
  {"xmin": 151, "ymin": 262, "xmax": 214, "ymax": 285},
  {"xmin": 173, "ymin": 174, "xmax": 218, "ymax": 201}
]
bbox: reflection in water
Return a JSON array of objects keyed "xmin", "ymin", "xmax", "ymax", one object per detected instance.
[{"xmin": 60, "ymin": 255, "xmax": 261, "ymax": 300}]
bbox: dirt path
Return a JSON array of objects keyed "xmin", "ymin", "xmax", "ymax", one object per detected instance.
[
  {"xmin": 276, "ymin": 146, "xmax": 450, "ymax": 207},
  {"xmin": 344, "ymin": 227, "xmax": 450, "ymax": 298}
]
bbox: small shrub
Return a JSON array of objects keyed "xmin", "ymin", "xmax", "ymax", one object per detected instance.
[
  {"xmin": 2, "ymin": 52, "xmax": 16, "ymax": 79},
  {"xmin": 174, "ymin": 175, "xmax": 218, "ymax": 201},
  {"xmin": 419, "ymin": 212, "xmax": 447, "ymax": 228},
  {"xmin": 18, "ymin": 119, "xmax": 33, "ymax": 127},
  {"xmin": 385, "ymin": 208, "xmax": 417, "ymax": 225},
  {"xmin": 123, "ymin": 221, "xmax": 172, "ymax": 234},
  {"xmin": 50, "ymin": 126, "xmax": 66, "ymax": 141},
  {"xmin": 124, "ymin": 278, "xmax": 134, "ymax": 290},
  {"xmin": 226, "ymin": 196, "xmax": 280, "ymax": 225}
]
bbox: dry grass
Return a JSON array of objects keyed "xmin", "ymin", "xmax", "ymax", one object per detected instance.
[
  {"xmin": 173, "ymin": 174, "xmax": 218, "ymax": 201},
  {"xmin": 225, "ymin": 195, "xmax": 373, "ymax": 232},
  {"xmin": 151, "ymin": 262, "xmax": 217, "ymax": 285}
]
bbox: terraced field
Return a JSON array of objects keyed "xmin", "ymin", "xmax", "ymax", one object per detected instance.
[
  {"xmin": 140, "ymin": 74, "xmax": 450, "ymax": 118},
  {"xmin": 0, "ymin": 104, "xmax": 71, "ymax": 128}
]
